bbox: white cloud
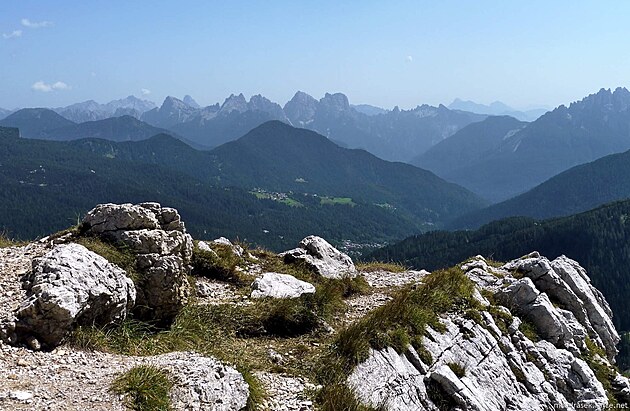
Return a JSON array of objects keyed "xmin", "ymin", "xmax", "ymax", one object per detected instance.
[
  {"xmin": 141, "ymin": 88, "xmax": 151, "ymax": 95},
  {"xmin": 2, "ymin": 30, "xmax": 22, "ymax": 39},
  {"xmin": 31, "ymin": 81, "xmax": 70, "ymax": 92},
  {"xmin": 52, "ymin": 81, "xmax": 69, "ymax": 90},
  {"xmin": 21, "ymin": 18, "xmax": 53, "ymax": 28},
  {"xmin": 406, "ymin": 55, "xmax": 413, "ymax": 63}
]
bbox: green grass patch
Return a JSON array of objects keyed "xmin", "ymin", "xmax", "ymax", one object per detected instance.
[
  {"xmin": 74, "ymin": 236, "xmax": 141, "ymax": 283},
  {"xmin": 110, "ymin": 365, "xmax": 173, "ymax": 411},
  {"xmin": 320, "ymin": 197, "xmax": 355, "ymax": 206},
  {"xmin": 582, "ymin": 336, "xmax": 622, "ymax": 404},
  {"xmin": 191, "ymin": 243, "xmax": 254, "ymax": 287},
  {"xmin": 315, "ymin": 383, "xmax": 381, "ymax": 411},
  {"xmin": 0, "ymin": 232, "xmax": 16, "ymax": 248},
  {"xmin": 447, "ymin": 362, "xmax": 466, "ymax": 378},
  {"xmin": 356, "ymin": 261, "xmax": 408, "ymax": 273},
  {"xmin": 315, "ymin": 267, "xmax": 478, "ymax": 408},
  {"xmin": 519, "ymin": 320, "xmax": 540, "ymax": 342},
  {"xmin": 251, "ymin": 191, "xmax": 303, "ymax": 207}
]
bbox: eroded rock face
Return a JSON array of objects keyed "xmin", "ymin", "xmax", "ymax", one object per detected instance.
[
  {"xmin": 81, "ymin": 202, "xmax": 192, "ymax": 322},
  {"xmin": 348, "ymin": 254, "xmax": 629, "ymax": 411},
  {"xmin": 149, "ymin": 352, "xmax": 249, "ymax": 411},
  {"xmin": 280, "ymin": 236, "xmax": 356, "ymax": 279},
  {"xmin": 11, "ymin": 244, "xmax": 135, "ymax": 347},
  {"xmin": 251, "ymin": 272, "xmax": 315, "ymax": 299}
]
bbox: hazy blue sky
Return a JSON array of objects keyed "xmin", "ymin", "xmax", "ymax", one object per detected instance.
[{"xmin": 2, "ymin": 1, "xmax": 629, "ymax": 110}]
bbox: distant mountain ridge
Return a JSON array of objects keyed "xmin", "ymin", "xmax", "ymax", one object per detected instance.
[
  {"xmin": 448, "ymin": 98, "xmax": 548, "ymax": 121},
  {"xmin": 449, "ymin": 146, "xmax": 630, "ymax": 229},
  {"xmin": 53, "ymin": 96, "xmax": 156, "ymax": 123},
  {"xmin": 0, "ymin": 109, "xmax": 193, "ymax": 144},
  {"xmin": 128, "ymin": 91, "xmax": 487, "ymax": 161},
  {"xmin": 0, "ymin": 121, "xmax": 485, "ymax": 250},
  {"xmin": 415, "ymin": 87, "xmax": 630, "ymax": 202}
]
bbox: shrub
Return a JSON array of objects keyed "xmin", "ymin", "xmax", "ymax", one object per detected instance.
[
  {"xmin": 191, "ymin": 243, "xmax": 253, "ymax": 286},
  {"xmin": 110, "ymin": 365, "xmax": 173, "ymax": 411}
]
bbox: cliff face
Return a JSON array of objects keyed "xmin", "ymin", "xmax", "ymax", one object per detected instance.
[{"xmin": 348, "ymin": 253, "xmax": 630, "ymax": 410}]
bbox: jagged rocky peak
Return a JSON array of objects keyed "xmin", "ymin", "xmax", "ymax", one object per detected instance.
[
  {"xmin": 160, "ymin": 96, "xmax": 191, "ymax": 112},
  {"xmin": 220, "ymin": 93, "xmax": 249, "ymax": 113},
  {"xmin": 182, "ymin": 94, "xmax": 200, "ymax": 108},
  {"xmin": 569, "ymin": 86, "xmax": 630, "ymax": 113},
  {"xmin": 284, "ymin": 91, "xmax": 319, "ymax": 124},
  {"xmin": 349, "ymin": 253, "xmax": 630, "ymax": 410},
  {"xmin": 248, "ymin": 94, "xmax": 287, "ymax": 120},
  {"xmin": 319, "ymin": 92, "xmax": 351, "ymax": 113}
]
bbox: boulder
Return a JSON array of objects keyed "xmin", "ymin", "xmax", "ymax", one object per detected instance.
[
  {"xmin": 13, "ymin": 243, "xmax": 135, "ymax": 347},
  {"xmin": 251, "ymin": 272, "xmax": 315, "ymax": 299},
  {"xmin": 81, "ymin": 202, "xmax": 192, "ymax": 323},
  {"xmin": 280, "ymin": 236, "xmax": 356, "ymax": 279},
  {"xmin": 149, "ymin": 352, "xmax": 249, "ymax": 411},
  {"xmin": 81, "ymin": 203, "xmax": 159, "ymax": 234}
]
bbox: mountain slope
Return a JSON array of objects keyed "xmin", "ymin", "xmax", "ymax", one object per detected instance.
[
  {"xmin": 412, "ymin": 115, "xmax": 527, "ymax": 179},
  {"xmin": 207, "ymin": 121, "xmax": 487, "ymax": 223},
  {"xmin": 370, "ymin": 199, "xmax": 630, "ymax": 332},
  {"xmin": 448, "ymin": 98, "xmax": 547, "ymax": 121},
  {"xmin": 418, "ymin": 87, "xmax": 630, "ymax": 202},
  {"xmin": 0, "ymin": 130, "xmax": 423, "ymax": 251},
  {"xmin": 451, "ymin": 148, "xmax": 630, "ymax": 228},
  {"xmin": 0, "ymin": 108, "xmax": 76, "ymax": 137},
  {"xmin": 37, "ymin": 115, "xmax": 177, "ymax": 142},
  {"xmin": 74, "ymin": 121, "xmax": 486, "ymax": 227}
]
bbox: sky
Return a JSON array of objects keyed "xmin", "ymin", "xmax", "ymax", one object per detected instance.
[{"xmin": 1, "ymin": 1, "xmax": 630, "ymax": 110}]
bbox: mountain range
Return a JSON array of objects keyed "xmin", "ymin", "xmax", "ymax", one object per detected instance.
[
  {"xmin": 0, "ymin": 121, "xmax": 484, "ymax": 250},
  {"xmin": 52, "ymin": 95, "xmax": 156, "ymax": 123},
  {"xmin": 448, "ymin": 98, "xmax": 548, "ymax": 121},
  {"xmin": 415, "ymin": 87, "xmax": 630, "ymax": 202},
  {"xmin": 9, "ymin": 92, "xmax": 487, "ymax": 162}
]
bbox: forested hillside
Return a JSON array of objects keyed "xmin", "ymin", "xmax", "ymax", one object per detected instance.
[{"xmin": 370, "ymin": 200, "xmax": 630, "ymax": 335}]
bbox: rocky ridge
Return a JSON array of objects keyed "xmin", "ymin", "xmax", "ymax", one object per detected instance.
[
  {"xmin": 0, "ymin": 203, "xmax": 628, "ymax": 410},
  {"xmin": 349, "ymin": 254, "xmax": 630, "ymax": 410}
]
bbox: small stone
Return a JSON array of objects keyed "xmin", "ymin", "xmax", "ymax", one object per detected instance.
[
  {"xmin": 17, "ymin": 358, "xmax": 29, "ymax": 367},
  {"xmin": 10, "ymin": 390, "xmax": 34, "ymax": 401},
  {"xmin": 26, "ymin": 335, "xmax": 41, "ymax": 351}
]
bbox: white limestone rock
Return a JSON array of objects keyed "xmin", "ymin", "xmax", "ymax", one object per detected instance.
[
  {"xmin": 280, "ymin": 235, "xmax": 356, "ymax": 279},
  {"xmin": 81, "ymin": 203, "xmax": 159, "ymax": 234},
  {"xmin": 149, "ymin": 352, "xmax": 249, "ymax": 411},
  {"xmin": 348, "ymin": 253, "xmax": 624, "ymax": 411},
  {"xmin": 13, "ymin": 243, "xmax": 135, "ymax": 347},
  {"xmin": 251, "ymin": 272, "xmax": 315, "ymax": 299}
]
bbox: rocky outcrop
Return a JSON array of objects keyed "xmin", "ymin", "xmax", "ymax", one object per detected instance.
[
  {"xmin": 348, "ymin": 253, "xmax": 630, "ymax": 411},
  {"xmin": 149, "ymin": 352, "xmax": 249, "ymax": 411},
  {"xmin": 9, "ymin": 244, "xmax": 135, "ymax": 348},
  {"xmin": 280, "ymin": 236, "xmax": 356, "ymax": 279},
  {"xmin": 81, "ymin": 202, "xmax": 192, "ymax": 322},
  {"xmin": 251, "ymin": 272, "xmax": 315, "ymax": 299}
]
